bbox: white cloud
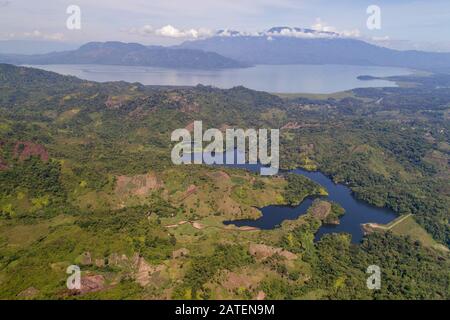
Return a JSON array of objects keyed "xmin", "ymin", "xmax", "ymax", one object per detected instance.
[
  {"xmin": 154, "ymin": 25, "xmax": 213, "ymax": 39},
  {"xmin": 126, "ymin": 24, "xmax": 213, "ymax": 39},
  {"xmin": 341, "ymin": 30, "xmax": 361, "ymax": 38},
  {"xmin": 310, "ymin": 18, "xmax": 360, "ymax": 38},
  {"xmin": 266, "ymin": 28, "xmax": 331, "ymax": 39},
  {"xmin": 311, "ymin": 18, "xmax": 361, "ymax": 38},
  {"xmin": 22, "ymin": 30, "xmax": 65, "ymax": 41},
  {"xmin": 215, "ymin": 19, "xmax": 361, "ymax": 39},
  {"xmin": 124, "ymin": 18, "xmax": 363, "ymax": 43},
  {"xmin": 216, "ymin": 29, "xmax": 261, "ymax": 37},
  {"xmin": 310, "ymin": 18, "xmax": 335, "ymax": 33}
]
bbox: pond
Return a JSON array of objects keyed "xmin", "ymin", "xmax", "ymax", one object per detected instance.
[{"xmin": 190, "ymin": 149, "xmax": 398, "ymax": 243}]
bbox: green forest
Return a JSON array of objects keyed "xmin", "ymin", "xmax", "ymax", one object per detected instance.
[{"xmin": 0, "ymin": 64, "xmax": 448, "ymax": 300}]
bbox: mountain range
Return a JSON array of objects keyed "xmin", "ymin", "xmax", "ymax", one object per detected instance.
[
  {"xmin": 0, "ymin": 41, "xmax": 248, "ymax": 70},
  {"xmin": 0, "ymin": 63, "xmax": 448, "ymax": 299},
  {"xmin": 179, "ymin": 27, "xmax": 450, "ymax": 73},
  {"xmin": 1, "ymin": 27, "xmax": 450, "ymax": 72}
]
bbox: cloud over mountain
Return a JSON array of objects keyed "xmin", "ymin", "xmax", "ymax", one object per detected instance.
[
  {"xmin": 128, "ymin": 20, "xmax": 361, "ymax": 40},
  {"xmin": 155, "ymin": 25, "xmax": 213, "ymax": 39}
]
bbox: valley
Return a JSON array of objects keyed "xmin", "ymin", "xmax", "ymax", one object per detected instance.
[{"xmin": 0, "ymin": 64, "xmax": 448, "ymax": 300}]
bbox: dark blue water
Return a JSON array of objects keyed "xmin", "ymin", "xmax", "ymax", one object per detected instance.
[
  {"xmin": 183, "ymin": 149, "xmax": 398, "ymax": 243},
  {"xmin": 223, "ymin": 168, "xmax": 398, "ymax": 242},
  {"xmin": 223, "ymin": 198, "xmax": 316, "ymax": 229},
  {"xmin": 290, "ymin": 168, "xmax": 397, "ymax": 242}
]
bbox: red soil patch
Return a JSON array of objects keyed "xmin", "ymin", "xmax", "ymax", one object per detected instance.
[
  {"xmin": 223, "ymin": 272, "xmax": 254, "ymax": 291},
  {"xmin": 361, "ymin": 223, "xmax": 386, "ymax": 235},
  {"xmin": 249, "ymin": 243, "xmax": 297, "ymax": 261},
  {"xmin": 115, "ymin": 173, "xmax": 163, "ymax": 197},
  {"xmin": 186, "ymin": 185, "xmax": 197, "ymax": 194},
  {"xmin": 180, "ymin": 103, "xmax": 200, "ymax": 113},
  {"xmin": 79, "ymin": 275, "xmax": 105, "ymax": 294},
  {"xmin": 165, "ymin": 221, "xmax": 189, "ymax": 228},
  {"xmin": 13, "ymin": 141, "xmax": 49, "ymax": 162},
  {"xmin": 105, "ymin": 95, "xmax": 129, "ymax": 109},
  {"xmin": 281, "ymin": 122, "xmax": 302, "ymax": 130},
  {"xmin": 107, "ymin": 253, "xmax": 165, "ymax": 287},
  {"xmin": 185, "ymin": 121, "xmax": 195, "ymax": 133},
  {"xmin": 192, "ymin": 222, "xmax": 204, "ymax": 230},
  {"xmin": 168, "ymin": 93, "xmax": 200, "ymax": 113},
  {"xmin": 128, "ymin": 106, "xmax": 148, "ymax": 119},
  {"xmin": 17, "ymin": 287, "xmax": 40, "ymax": 299},
  {"xmin": 236, "ymin": 226, "xmax": 259, "ymax": 231},
  {"xmin": 310, "ymin": 201, "xmax": 332, "ymax": 221},
  {"xmin": 215, "ymin": 171, "xmax": 231, "ymax": 180},
  {"xmin": 255, "ymin": 291, "xmax": 266, "ymax": 300},
  {"xmin": 179, "ymin": 184, "xmax": 197, "ymax": 201},
  {"xmin": 135, "ymin": 256, "xmax": 162, "ymax": 287}
]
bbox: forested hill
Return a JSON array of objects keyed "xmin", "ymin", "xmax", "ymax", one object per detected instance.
[
  {"xmin": 0, "ymin": 41, "xmax": 249, "ymax": 70},
  {"xmin": 0, "ymin": 63, "xmax": 448, "ymax": 246},
  {"xmin": 180, "ymin": 33, "xmax": 450, "ymax": 73},
  {"xmin": 0, "ymin": 64, "xmax": 448, "ymax": 300}
]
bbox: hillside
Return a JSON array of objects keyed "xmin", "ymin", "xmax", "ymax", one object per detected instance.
[
  {"xmin": 0, "ymin": 42, "xmax": 249, "ymax": 70},
  {"xmin": 0, "ymin": 64, "xmax": 448, "ymax": 300},
  {"xmin": 179, "ymin": 28, "xmax": 450, "ymax": 73}
]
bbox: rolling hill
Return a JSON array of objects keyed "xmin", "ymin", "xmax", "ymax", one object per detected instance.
[
  {"xmin": 0, "ymin": 63, "xmax": 448, "ymax": 299},
  {"xmin": 0, "ymin": 41, "xmax": 249, "ymax": 70}
]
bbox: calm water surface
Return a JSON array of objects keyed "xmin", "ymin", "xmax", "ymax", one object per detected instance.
[
  {"xmin": 30, "ymin": 64, "xmax": 411, "ymax": 93},
  {"xmin": 186, "ymin": 149, "xmax": 397, "ymax": 243},
  {"xmin": 224, "ymin": 167, "xmax": 397, "ymax": 243}
]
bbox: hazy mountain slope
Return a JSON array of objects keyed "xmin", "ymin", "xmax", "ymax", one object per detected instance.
[
  {"xmin": 179, "ymin": 32, "xmax": 450, "ymax": 73},
  {"xmin": 0, "ymin": 40, "xmax": 80, "ymax": 55},
  {"xmin": 0, "ymin": 41, "xmax": 249, "ymax": 70}
]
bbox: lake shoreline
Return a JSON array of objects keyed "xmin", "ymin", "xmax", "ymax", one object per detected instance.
[
  {"xmin": 221, "ymin": 161, "xmax": 398, "ymax": 243},
  {"xmin": 27, "ymin": 63, "xmax": 412, "ymax": 94}
]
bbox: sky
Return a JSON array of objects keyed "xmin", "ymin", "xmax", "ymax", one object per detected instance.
[{"xmin": 1, "ymin": 0, "xmax": 450, "ymax": 51}]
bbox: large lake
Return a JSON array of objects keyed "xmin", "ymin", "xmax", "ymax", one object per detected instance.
[{"xmin": 30, "ymin": 64, "xmax": 411, "ymax": 94}]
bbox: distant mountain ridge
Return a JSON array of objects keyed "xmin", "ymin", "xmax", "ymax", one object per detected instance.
[
  {"xmin": 179, "ymin": 27, "xmax": 450, "ymax": 73},
  {"xmin": 2, "ymin": 28, "xmax": 450, "ymax": 73},
  {"xmin": 266, "ymin": 26, "xmax": 338, "ymax": 37},
  {"xmin": 215, "ymin": 26, "xmax": 338, "ymax": 38},
  {"xmin": 0, "ymin": 40, "xmax": 80, "ymax": 55},
  {"xmin": 0, "ymin": 41, "xmax": 248, "ymax": 70}
]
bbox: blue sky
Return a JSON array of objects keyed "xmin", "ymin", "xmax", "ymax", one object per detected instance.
[{"xmin": 1, "ymin": 0, "xmax": 450, "ymax": 51}]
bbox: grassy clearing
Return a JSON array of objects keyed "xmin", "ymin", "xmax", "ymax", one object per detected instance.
[
  {"xmin": 274, "ymin": 91, "xmax": 354, "ymax": 100},
  {"xmin": 0, "ymin": 215, "xmax": 75, "ymax": 248},
  {"xmin": 389, "ymin": 215, "xmax": 449, "ymax": 252}
]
